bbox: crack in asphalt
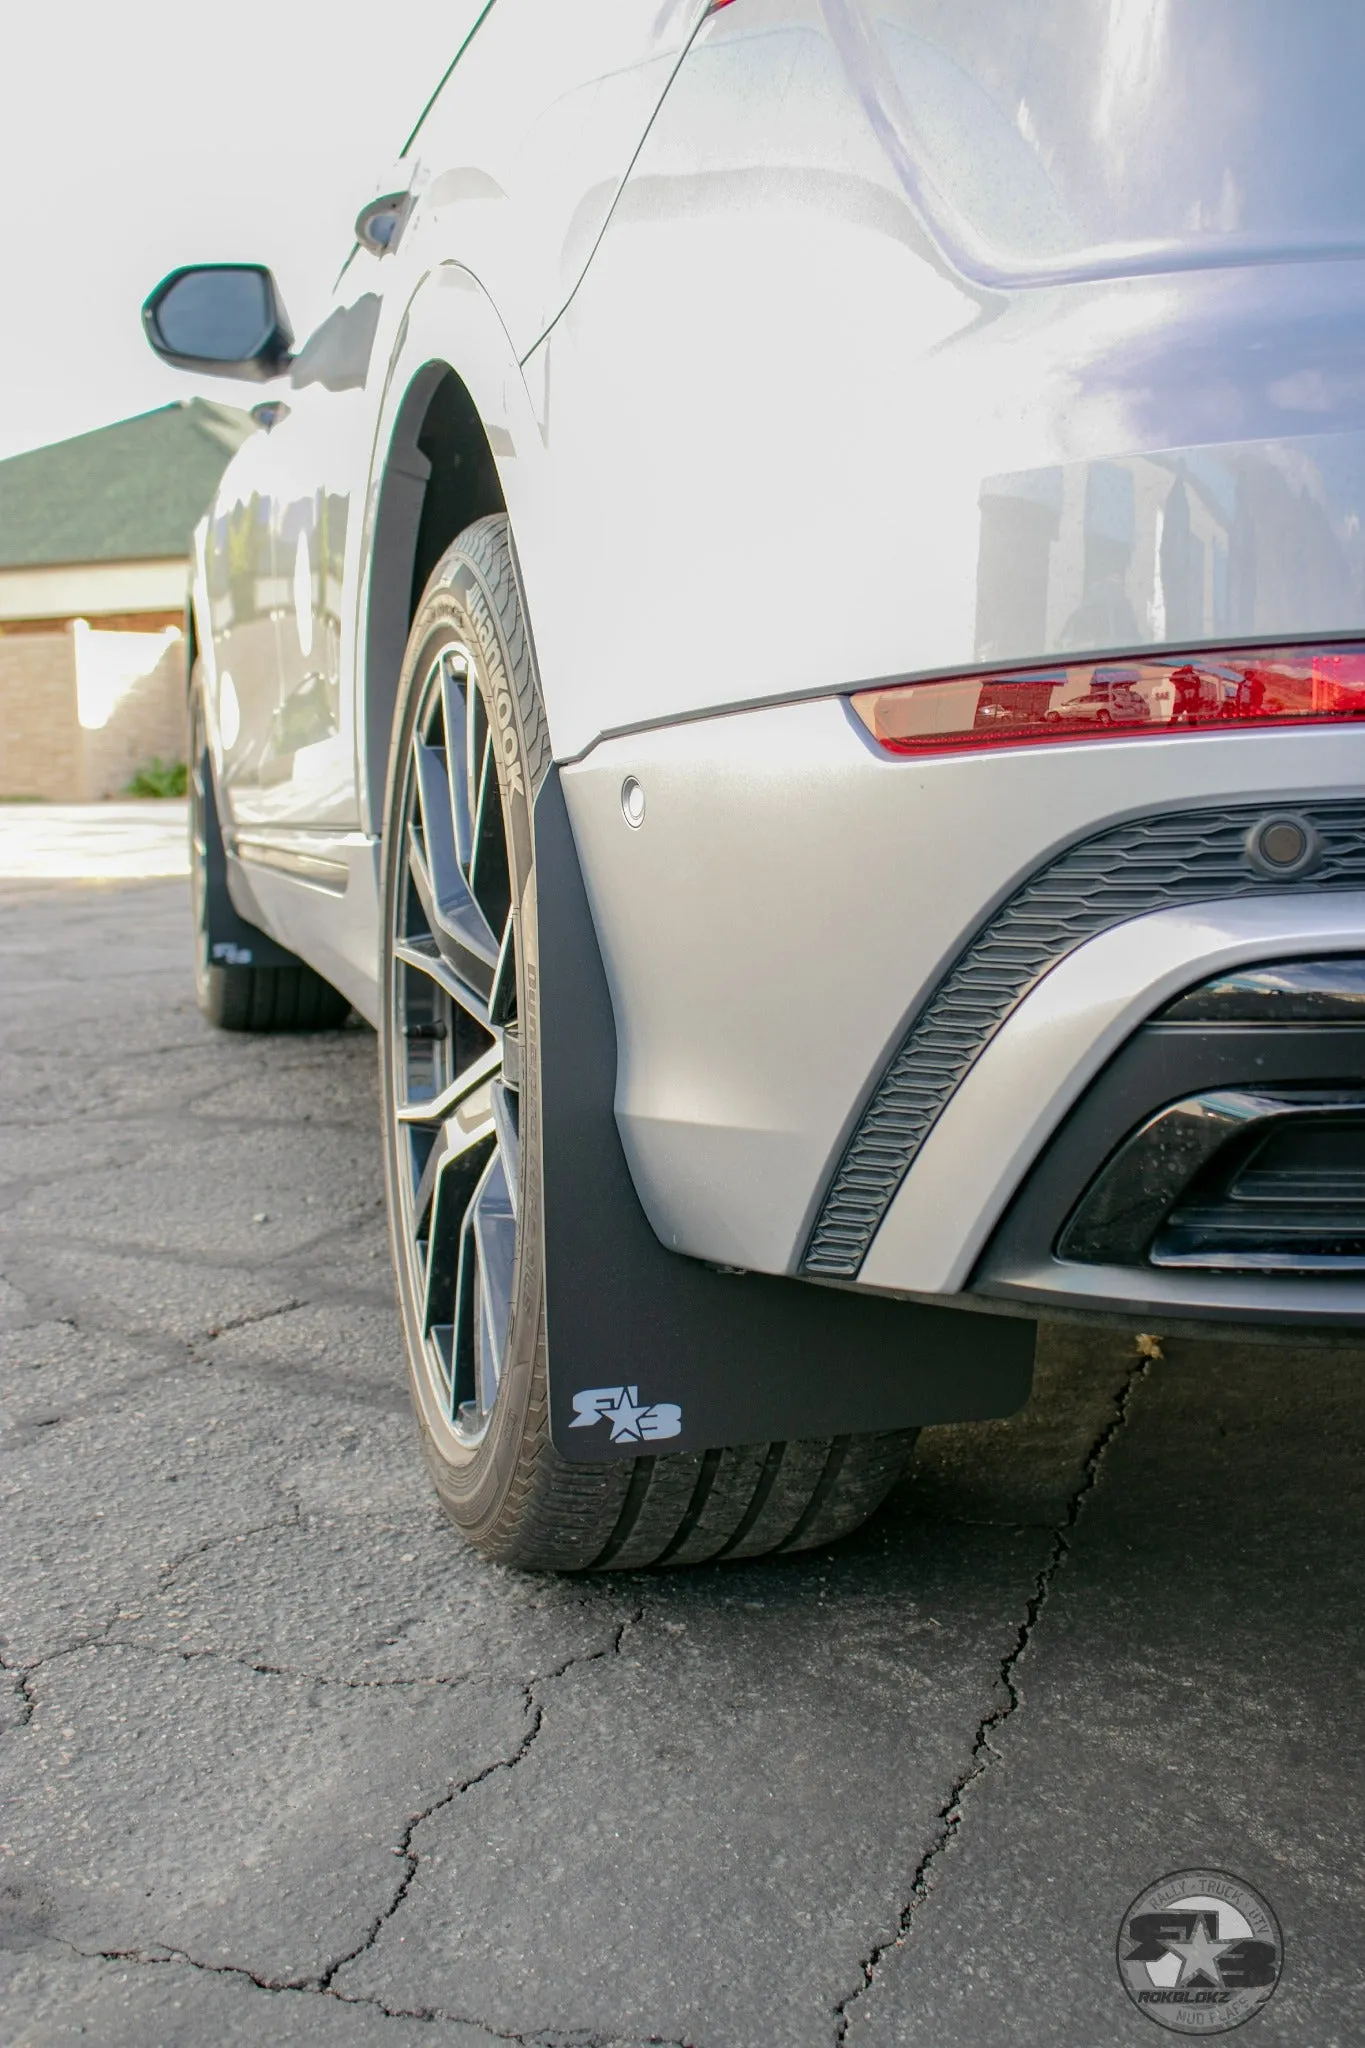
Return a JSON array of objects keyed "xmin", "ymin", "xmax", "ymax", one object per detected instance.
[
  {"xmin": 93, "ymin": 1639, "xmax": 488, "ymax": 1692},
  {"xmin": 318, "ymin": 1610, "xmax": 645, "ymax": 2001},
  {"xmin": 0, "ymin": 1514, "xmax": 307, "ymax": 1696},
  {"xmin": 0, "ymin": 1208, "xmax": 385, "ymax": 1275},
  {"xmin": 0, "ymin": 1290, "xmax": 329, "ymax": 1429},
  {"xmin": 8, "ymin": 1492, "xmax": 531, "ymax": 1702},
  {"xmin": 34, "ymin": 1613, "xmax": 667, "ymax": 2046},
  {"xmin": 0, "ymin": 1650, "xmax": 37, "ymax": 1727},
  {"xmin": 2, "ymin": 1329, "xmax": 409, "ymax": 1425},
  {"xmin": 831, "ymin": 1346, "xmax": 1156, "ymax": 2044},
  {"xmin": 52, "ymin": 1938, "xmax": 510, "ymax": 2041},
  {"xmin": 0, "ymin": 1236, "xmax": 395, "ymax": 1408},
  {"xmin": 153, "ymin": 1509, "xmax": 306, "ymax": 1592},
  {"xmin": 195, "ymin": 1298, "xmax": 308, "ymax": 1339},
  {"xmin": 55, "ymin": 1932, "xmax": 691, "ymax": 2046}
]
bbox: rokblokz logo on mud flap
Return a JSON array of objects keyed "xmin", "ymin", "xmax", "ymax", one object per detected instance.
[
  {"xmin": 570, "ymin": 1386, "xmax": 682, "ymax": 1444},
  {"xmin": 1117, "ymin": 1868, "xmax": 1282, "ymax": 2032}
]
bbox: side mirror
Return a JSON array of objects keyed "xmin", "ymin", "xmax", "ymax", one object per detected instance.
[{"xmin": 142, "ymin": 265, "xmax": 294, "ymax": 381}]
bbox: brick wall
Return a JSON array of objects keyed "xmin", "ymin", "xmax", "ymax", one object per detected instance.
[
  {"xmin": 0, "ymin": 626, "xmax": 82, "ymax": 800},
  {"xmin": 78, "ymin": 632, "xmax": 187, "ymax": 799},
  {"xmin": 0, "ymin": 621, "xmax": 187, "ymax": 800}
]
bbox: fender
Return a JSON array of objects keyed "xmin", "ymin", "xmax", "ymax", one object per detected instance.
[{"xmin": 354, "ymin": 262, "xmax": 552, "ymax": 835}]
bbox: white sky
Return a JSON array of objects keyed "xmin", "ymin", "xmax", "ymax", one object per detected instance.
[{"xmin": 0, "ymin": 3, "xmax": 483, "ymax": 462}]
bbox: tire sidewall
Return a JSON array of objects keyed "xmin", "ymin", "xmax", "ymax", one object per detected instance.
[{"xmin": 379, "ymin": 521, "xmax": 548, "ymax": 1543}]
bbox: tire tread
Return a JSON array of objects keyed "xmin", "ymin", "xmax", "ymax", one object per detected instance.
[
  {"xmin": 407, "ymin": 517, "xmax": 918, "ymax": 1572},
  {"xmin": 205, "ymin": 962, "xmax": 350, "ymax": 1033}
]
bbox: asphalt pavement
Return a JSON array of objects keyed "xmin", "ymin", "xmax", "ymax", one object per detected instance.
[{"xmin": 1, "ymin": 876, "xmax": 1362, "ymax": 2047}]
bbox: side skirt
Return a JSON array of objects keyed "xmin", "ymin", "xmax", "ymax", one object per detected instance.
[
  {"xmin": 228, "ymin": 833, "xmax": 382, "ymax": 1024},
  {"xmin": 534, "ymin": 769, "xmax": 1036, "ymax": 1462},
  {"xmin": 200, "ymin": 745, "xmax": 297, "ymax": 974}
]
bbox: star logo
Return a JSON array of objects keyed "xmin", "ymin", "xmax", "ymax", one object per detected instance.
[
  {"xmin": 1165, "ymin": 1921, "xmax": 1236, "ymax": 1988},
  {"xmin": 568, "ymin": 1385, "xmax": 683, "ymax": 1443},
  {"xmin": 1117, "ymin": 1869, "xmax": 1282, "ymax": 2034},
  {"xmin": 600, "ymin": 1386, "xmax": 650, "ymax": 1442}
]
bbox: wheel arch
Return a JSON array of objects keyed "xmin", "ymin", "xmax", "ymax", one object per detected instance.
[{"xmin": 358, "ymin": 267, "xmax": 546, "ymax": 834}]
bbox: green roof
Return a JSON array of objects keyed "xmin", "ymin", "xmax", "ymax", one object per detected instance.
[{"xmin": 0, "ymin": 399, "xmax": 256, "ymax": 570}]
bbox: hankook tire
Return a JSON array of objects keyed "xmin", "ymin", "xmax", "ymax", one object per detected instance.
[{"xmin": 379, "ymin": 518, "xmax": 917, "ymax": 1570}]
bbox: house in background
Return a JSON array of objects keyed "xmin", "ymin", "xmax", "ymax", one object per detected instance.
[{"xmin": 0, "ymin": 399, "xmax": 254, "ymax": 799}]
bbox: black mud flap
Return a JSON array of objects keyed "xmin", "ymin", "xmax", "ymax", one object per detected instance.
[
  {"xmin": 198, "ymin": 740, "xmax": 298, "ymax": 972},
  {"xmin": 534, "ymin": 770, "xmax": 1036, "ymax": 1462}
]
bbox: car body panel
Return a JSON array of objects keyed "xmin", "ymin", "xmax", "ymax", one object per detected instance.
[
  {"xmin": 198, "ymin": 0, "xmax": 706, "ymax": 845},
  {"xmin": 561, "ymin": 702, "xmax": 1365, "ymax": 1278},
  {"xmin": 252, "ymin": 285, "xmax": 388, "ymax": 830},
  {"xmin": 175, "ymin": 0, "xmax": 1365, "ymax": 1335},
  {"xmin": 520, "ymin": 1, "xmax": 1365, "ymax": 755},
  {"xmin": 200, "ymin": 428, "xmax": 282, "ymax": 804},
  {"xmin": 404, "ymin": 0, "xmax": 704, "ymax": 356}
]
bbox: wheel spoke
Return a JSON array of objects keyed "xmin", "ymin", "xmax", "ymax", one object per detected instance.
[
  {"xmin": 471, "ymin": 1150, "xmax": 517, "ymax": 1413},
  {"xmin": 391, "ymin": 636, "xmax": 522, "ymax": 1451},
  {"xmin": 394, "ymin": 934, "xmax": 492, "ymax": 1029},
  {"xmin": 448, "ymin": 1207, "xmax": 479, "ymax": 1419},
  {"xmin": 410, "ymin": 1063, "xmax": 496, "ymax": 1229},
  {"xmin": 469, "ymin": 728, "xmax": 512, "ymax": 935},
  {"xmin": 469, "ymin": 723, "xmax": 495, "ymax": 900},
  {"xmin": 489, "ymin": 1078, "xmax": 519, "ymax": 1216},
  {"xmin": 423, "ymin": 1124, "xmax": 495, "ymax": 1340},
  {"xmin": 396, "ymin": 1041, "xmax": 501, "ymax": 1125},
  {"xmin": 465, "ymin": 660, "xmax": 486, "ymax": 861},
  {"xmin": 443, "ymin": 1083, "xmax": 498, "ymax": 1161},
  {"xmin": 439, "ymin": 654, "xmax": 475, "ymax": 869},
  {"xmin": 410, "ymin": 741, "xmax": 499, "ymax": 988},
  {"xmin": 488, "ymin": 909, "xmax": 517, "ymax": 1030}
]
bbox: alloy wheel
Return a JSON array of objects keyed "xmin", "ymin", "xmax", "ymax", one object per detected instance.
[{"xmin": 389, "ymin": 640, "xmax": 522, "ymax": 1450}]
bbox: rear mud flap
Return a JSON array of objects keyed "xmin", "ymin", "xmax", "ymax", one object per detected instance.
[{"xmin": 534, "ymin": 769, "xmax": 1035, "ymax": 1461}]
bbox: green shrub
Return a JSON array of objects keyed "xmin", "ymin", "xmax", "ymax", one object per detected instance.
[{"xmin": 125, "ymin": 758, "xmax": 188, "ymax": 799}]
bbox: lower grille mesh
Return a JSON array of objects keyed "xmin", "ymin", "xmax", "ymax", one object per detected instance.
[{"xmin": 802, "ymin": 799, "xmax": 1365, "ymax": 1276}]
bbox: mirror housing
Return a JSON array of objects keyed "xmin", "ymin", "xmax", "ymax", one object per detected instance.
[
  {"xmin": 142, "ymin": 265, "xmax": 294, "ymax": 381},
  {"xmin": 354, "ymin": 156, "xmax": 418, "ymax": 256},
  {"xmin": 354, "ymin": 189, "xmax": 413, "ymax": 255}
]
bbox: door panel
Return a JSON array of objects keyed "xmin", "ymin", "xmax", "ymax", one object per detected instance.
[
  {"xmin": 203, "ymin": 429, "xmax": 283, "ymax": 824},
  {"xmin": 244, "ymin": 278, "xmax": 387, "ymax": 828}
]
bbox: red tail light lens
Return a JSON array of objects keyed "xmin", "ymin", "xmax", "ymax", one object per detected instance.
[{"xmin": 850, "ymin": 645, "xmax": 1365, "ymax": 758}]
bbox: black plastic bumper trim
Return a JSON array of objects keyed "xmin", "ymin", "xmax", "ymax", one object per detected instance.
[
  {"xmin": 804, "ymin": 799, "xmax": 1365, "ymax": 1279},
  {"xmin": 975, "ymin": 1020, "xmax": 1365, "ymax": 1317}
]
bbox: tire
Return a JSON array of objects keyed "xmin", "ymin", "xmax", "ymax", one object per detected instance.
[
  {"xmin": 189, "ymin": 667, "xmax": 351, "ymax": 1033},
  {"xmin": 380, "ymin": 516, "xmax": 918, "ymax": 1571}
]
